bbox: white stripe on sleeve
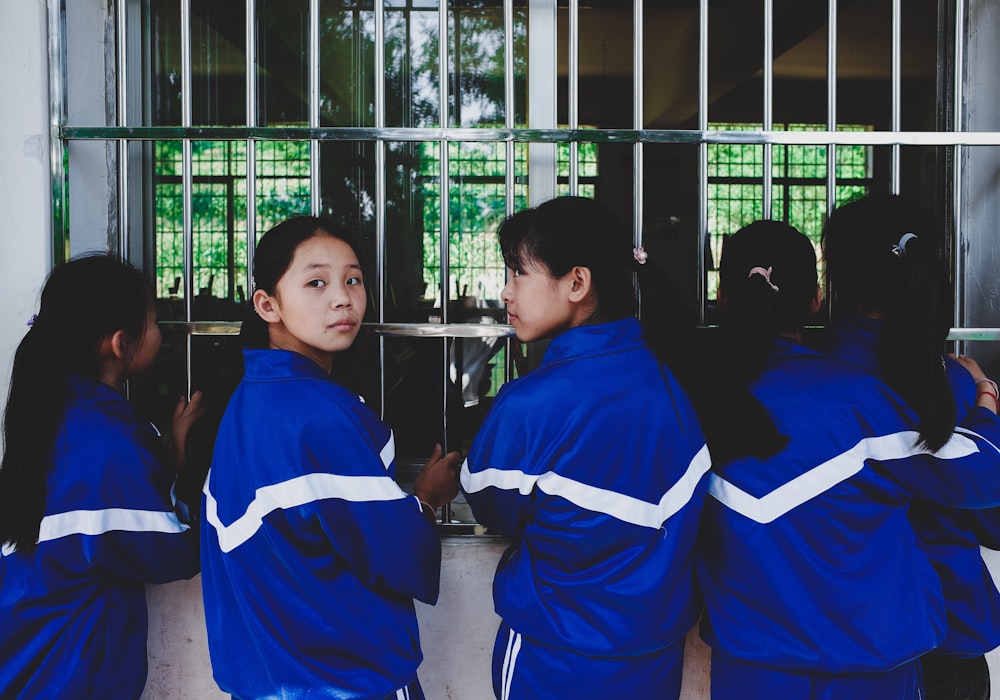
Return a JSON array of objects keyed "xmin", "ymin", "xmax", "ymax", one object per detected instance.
[
  {"xmin": 204, "ymin": 471, "xmax": 410, "ymax": 553},
  {"xmin": 709, "ymin": 430, "xmax": 981, "ymax": 523},
  {"xmin": 461, "ymin": 443, "xmax": 712, "ymax": 529},
  {"xmin": 35, "ymin": 507, "xmax": 189, "ymax": 545}
]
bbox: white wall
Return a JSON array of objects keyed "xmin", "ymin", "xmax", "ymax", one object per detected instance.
[{"xmin": 0, "ymin": 0, "xmax": 52, "ymax": 429}]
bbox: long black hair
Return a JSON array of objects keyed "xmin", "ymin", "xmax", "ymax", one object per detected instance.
[
  {"xmin": 705, "ymin": 220, "xmax": 823, "ymax": 463},
  {"xmin": 822, "ymin": 193, "xmax": 956, "ymax": 451},
  {"xmin": 179, "ymin": 216, "xmax": 365, "ymax": 513},
  {"xmin": 0, "ymin": 254, "xmax": 154, "ymax": 551}
]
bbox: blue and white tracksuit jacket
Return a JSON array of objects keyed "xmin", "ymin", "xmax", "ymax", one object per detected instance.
[
  {"xmin": 825, "ymin": 316, "xmax": 1000, "ymax": 659},
  {"xmin": 0, "ymin": 376, "xmax": 199, "ymax": 699},
  {"xmin": 697, "ymin": 338, "xmax": 1000, "ymax": 690},
  {"xmin": 201, "ymin": 349, "xmax": 440, "ymax": 700},
  {"xmin": 461, "ymin": 318, "xmax": 711, "ymax": 699}
]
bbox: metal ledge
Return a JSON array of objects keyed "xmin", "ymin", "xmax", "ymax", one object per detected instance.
[
  {"xmin": 159, "ymin": 320, "xmax": 1000, "ymax": 341},
  {"xmin": 158, "ymin": 320, "xmax": 516, "ymax": 338}
]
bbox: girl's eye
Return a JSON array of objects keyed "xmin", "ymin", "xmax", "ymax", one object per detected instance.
[
  {"xmin": 346, "ymin": 276, "xmax": 363, "ymax": 286},
  {"xmin": 307, "ymin": 279, "xmax": 327, "ymax": 288},
  {"xmin": 511, "ymin": 268, "xmax": 522, "ymax": 278}
]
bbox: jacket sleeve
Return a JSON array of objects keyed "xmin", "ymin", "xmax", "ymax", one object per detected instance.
[
  {"xmin": 83, "ymin": 423, "xmax": 200, "ymax": 583},
  {"xmin": 303, "ymin": 417, "xmax": 442, "ymax": 605},
  {"xmin": 460, "ymin": 388, "xmax": 534, "ymax": 538},
  {"xmin": 878, "ymin": 407, "xmax": 1000, "ymax": 509}
]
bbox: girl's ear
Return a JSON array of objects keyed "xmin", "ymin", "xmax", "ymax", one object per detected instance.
[
  {"xmin": 566, "ymin": 265, "xmax": 593, "ymax": 303},
  {"xmin": 105, "ymin": 329, "xmax": 129, "ymax": 361},
  {"xmin": 252, "ymin": 289, "xmax": 280, "ymax": 323}
]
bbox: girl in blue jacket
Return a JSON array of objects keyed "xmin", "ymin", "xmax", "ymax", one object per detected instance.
[
  {"xmin": 461, "ymin": 196, "xmax": 711, "ymax": 700},
  {"xmin": 696, "ymin": 220, "xmax": 1000, "ymax": 700},
  {"xmin": 0, "ymin": 254, "xmax": 202, "ymax": 698},
  {"xmin": 822, "ymin": 193, "xmax": 1000, "ymax": 700},
  {"xmin": 199, "ymin": 216, "xmax": 461, "ymax": 700}
]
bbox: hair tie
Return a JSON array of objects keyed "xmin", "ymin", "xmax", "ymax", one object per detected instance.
[
  {"xmin": 26, "ymin": 314, "xmax": 37, "ymax": 327},
  {"xmin": 891, "ymin": 232, "xmax": 918, "ymax": 257},
  {"xmin": 633, "ymin": 247, "xmax": 649, "ymax": 265},
  {"xmin": 748, "ymin": 266, "xmax": 779, "ymax": 292}
]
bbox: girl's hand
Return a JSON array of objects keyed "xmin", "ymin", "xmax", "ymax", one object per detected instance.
[
  {"xmin": 948, "ymin": 354, "xmax": 999, "ymax": 414},
  {"xmin": 413, "ymin": 443, "xmax": 462, "ymax": 513},
  {"xmin": 948, "ymin": 353, "xmax": 988, "ymax": 381},
  {"xmin": 171, "ymin": 391, "xmax": 204, "ymax": 471}
]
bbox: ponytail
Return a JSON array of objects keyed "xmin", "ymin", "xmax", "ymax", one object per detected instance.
[
  {"xmin": 1, "ymin": 255, "xmax": 152, "ymax": 550},
  {"xmin": 695, "ymin": 220, "xmax": 821, "ymax": 465},
  {"xmin": 823, "ymin": 194, "xmax": 955, "ymax": 451}
]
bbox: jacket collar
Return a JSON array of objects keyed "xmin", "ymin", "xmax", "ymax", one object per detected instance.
[
  {"xmin": 242, "ymin": 348, "xmax": 333, "ymax": 382},
  {"xmin": 541, "ymin": 317, "xmax": 645, "ymax": 367}
]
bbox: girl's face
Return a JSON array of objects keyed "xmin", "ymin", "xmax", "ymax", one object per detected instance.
[
  {"xmin": 501, "ymin": 257, "xmax": 578, "ymax": 343},
  {"xmin": 257, "ymin": 233, "xmax": 366, "ymax": 370}
]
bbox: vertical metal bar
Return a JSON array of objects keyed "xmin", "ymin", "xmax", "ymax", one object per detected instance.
[
  {"xmin": 697, "ymin": 0, "xmax": 708, "ymax": 325},
  {"xmin": 181, "ymin": 0, "xmax": 194, "ymax": 392},
  {"xmin": 439, "ymin": 0, "xmax": 450, "ymax": 324},
  {"xmin": 310, "ymin": 0, "xmax": 321, "ymax": 216},
  {"xmin": 633, "ymin": 0, "xmax": 643, "ymax": 250},
  {"xmin": 826, "ymin": 0, "xmax": 837, "ymax": 216},
  {"xmin": 439, "ymin": 0, "xmax": 452, "ymax": 522},
  {"xmin": 890, "ymin": 0, "xmax": 901, "ymax": 193},
  {"xmin": 375, "ymin": 0, "xmax": 386, "ymax": 322},
  {"xmin": 527, "ymin": 0, "xmax": 557, "ymax": 204},
  {"xmin": 825, "ymin": 0, "xmax": 838, "ymax": 320},
  {"xmin": 47, "ymin": 0, "xmax": 66, "ymax": 266},
  {"xmin": 116, "ymin": 0, "xmax": 129, "ymax": 259},
  {"xmin": 762, "ymin": 0, "xmax": 773, "ymax": 219},
  {"xmin": 504, "ymin": 0, "xmax": 515, "ymax": 216},
  {"xmin": 568, "ymin": 0, "xmax": 579, "ymax": 196},
  {"xmin": 375, "ymin": 0, "xmax": 388, "ymax": 417},
  {"xmin": 246, "ymin": 0, "xmax": 257, "ymax": 293},
  {"xmin": 503, "ymin": 0, "xmax": 515, "ymax": 388},
  {"xmin": 953, "ymin": 0, "xmax": 966, "ymax": 351}
]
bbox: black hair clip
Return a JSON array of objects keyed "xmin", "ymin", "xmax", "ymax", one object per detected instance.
[{"xmin": 891, "ymin": 232, "xmax": 918, "ymax": 257}]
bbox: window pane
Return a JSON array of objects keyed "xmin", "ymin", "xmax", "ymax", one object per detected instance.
[
  {"xmin": 385, "ymin": 3, "xmax": 439, "ymax": 127},
  {"xmin": 258, "ymin": 0, "xmax": 310, "ymax": 126},
  {"xmin": 320, "ymin": 0, "xmax": 376, "ymax": 128}
]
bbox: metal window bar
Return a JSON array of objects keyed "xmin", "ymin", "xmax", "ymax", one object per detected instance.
[
  {"xmin": 953, "ymin": 0, "xmax": 966, "ymax": 354},
  {"xmin": 246, "ymin": 0, "xmax": 257, "ymax": 303},
  {"xmin": 181, "ymin": 0, "xmax": 195, "ymax": 394},
  {"xmin": 310, "ymin": 0, "xmax": 321, "ymax": 217},
  {"xmin": 762, "ymin": 0, "xmax": 773, "ymax": 219},
  {"xmin": 568, "ymin": 0, "xmax": 579, "ymax": 196},
  {"xmin": 633, "ymin": 0, "xmax": 643, "ymax": 253},
  {"xmin": 890, "ymin": 0, "xmax": 902, "ymax": 193},
  {"xmin": 826, "ymin": 0, "xmax": 837, "ymax": 218}
]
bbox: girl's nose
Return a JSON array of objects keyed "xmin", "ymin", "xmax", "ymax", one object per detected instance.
[
  {"xmin": 500, "ymin": 280, "xmax": 512, "ymax": 304},
  {"xmin": 330, "ymin": 286, "xmax": 352, "ymax": 308}
]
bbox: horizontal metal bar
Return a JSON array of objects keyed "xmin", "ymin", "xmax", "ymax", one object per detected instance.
[
  {"xmin": 160, "ymin": 321, "xmax": 517, "ymax": 338},
  {"xmin": 162, "ymin": 321, "xmax": 1000, "ymax": 342},
  {"xmin": 161, "ymin": 321, "xmax": 242, "ymax": 335},
  {"xmin": 947, "ymin": 328, "xmax": 1000, "ymax": 342},
  {"xmin": 367, "ymin": 323, "xmax": 515, "ymax": 338},
  {"xmin": 62, "ymin": 126, "xmax": 1000, "ymax": 147}
]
